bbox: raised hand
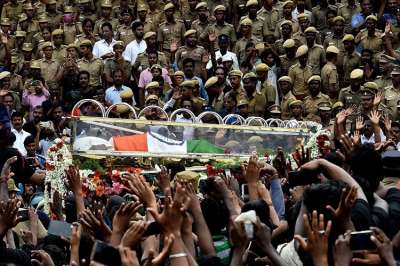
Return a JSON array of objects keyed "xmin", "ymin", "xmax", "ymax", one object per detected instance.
[
  {"xmin": 355, "ymin": 116, "xmax": 364, "ymax": 131},
  {"xmin": 294, "ymin": 211, "xmax": 332, "ymax": 266},
  {"xmin": 66, "ymin": 165, "xmax": 82, "ymax": 194},
  {"xmin": 31, "ymin": 250, "xmax": 55, "ymax": 266},
  {"xmin": 383, "ymin": 113, "xmax": 391, "ymax": 132},
  {"xmin": 79, "ymin": 208, "xmax": 111, "ymax": 241},
  {"xmin": 121, "ymin": 220, "xmax": 148, "ymax": 248},
  {"xmin": 143, "ymin": 234, "xmax": 175, "ymax": 266},
  {"xmin": 0, "ymin": 156, "xmax": 17, "ymax": 183},
  {"xmin": 113, "ymin": 202, "xmax": 142, "ymax": 233},
  {"xmin": 244, "ymin": 155, "xmax": 260, "ymax": 184},
  {"xmin": 352, "ymin": 130, "xmax": 361, "ymax": 146},
  {"xmin": 147, "ymin": 183, "xmax": 190, "ymax": 236},
  {"xmin": 336, "ymin": 110, "xmax": 347, "ymax": 125},
  {"xmin": 122, "ymin": 173, "xmax": 157, "ymax": 208},
  {"xmin": 157, "ymin": 166, "xmax": 171, "ymax": 196},
  {"xmin": 333, "ymin": 233, "xmax": 352, "ymax": 266},
  {"xmin": 208, "ymin": 30, "xmax": 217, "ymax": 43},
  {"xmin": 373, "ymin": 91, "xmax": 384, "ymax": 107},
  {"xmin": 368, "ymin": 110, "xmax": 381, "ymax": 126},
  {"xmin": 326, "ymin": 186, "xmax": 357, "ymax": 229},
  {"xmin": 0, "ymin": 199, "xmax": 22, "ymax": 236},
  {"xmin": 370, "ymin": 227, "xmax": 396, "ymax": 266}
]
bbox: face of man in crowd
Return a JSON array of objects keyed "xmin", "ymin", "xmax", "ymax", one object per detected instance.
[
  {"xmin": 183, "ymin": 62, "xmax": 194, "ymax": 76},
  {"xmin": 291, "ymin": 105, "xmax": 302, "ymax": 116},
  {"xmin": 135, "ymin": 25, "xmax": 144, "ymax": 39},
  {"xmin": 224, "ymin": 96, "xmax": 236, "ymax": 111},
  {"xmin": 79, "ymin": 73, "xmax": 89, "ymax": 87},
  {"xmin": 53, "ymin": 34, "xmax": 63, "ymax": 46},
  {"xmin": 165, "ymin": 9, "xmax": 174, "ymax": 20},
  {"xmin": 33, "ymin": 107, "xmax": 43, "ymax": 123},
  {"xmin": 215, "ymin": 68, "xmax": 225, "ymax": 83},
  {"xmin": 308, "ymin": 80, "xmax": 320, "ymax": 96},
  {"xmin": 281, "ymin": 24, "xmax": 292, "ymax": 37},
  {"xmin": 102, "ymin": 26, "xmax": 113, "ymax": 40},
  {"xmin": 229, "ymin": 76, "xmax": 241, "ymax": 88},
  {"xmin": 3, "ymin": 95, "xmax": 13, "ymax": 110},
  {"xmin": 361, "ymin": 0, "xmax": 372, "ymax": 13},
  {"xmin": 305, "ymin": 32, "xmax": 316, "ymax": 44},
  {"xmin": 215, "ymin": 10, "xmax": 225, "ymax": 22},
  {"xmin": 182, "ymin": 86, "xmax": 193, "ymax": 98},
  {"xmin": 361, "ymin": 96, "xmax": 373, "ymax": 110},
  {"xmin": 83, "ymin": 21, "xmax": 93, "ymax": 34},
  {"xmin": 113, "ymin": 71, "xmax": 124, "ymax": 86},
  {"xmin": 43, "ymin": 46, "xmax": 53, "ymax": 59},
  {"xmin": 102, "ymin": 7, "xmax": 112, "ymax": 17},
  {"xmin": 279, "ymin": 81, "xmax": 291, "ymax": 95},
  {"xmin": 11, "ymin": 116, "xmax": 23, "ymax": 131},
  {"xmin": 334, "ymin": 21, "xmax": 344, "ymax": 34},
  {"xmin": 137, "ymin": 11, "xmax": 146, "ymax": 21},
  {"xmin": 53, "ymin": 106, "xmax": 64, "ymax": 121},
  {"xmin": 299, "ymin": 18, "xmax": 309, "ymax": 31},
  {"xmin": 186, "ymin": 34, "xmax": 197, "ymax": 47},
  {"xmin": 198, "ymin": 7, "xmax": 208, "ymax": 20}
]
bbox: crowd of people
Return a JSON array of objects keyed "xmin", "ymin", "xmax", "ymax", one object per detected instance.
[{"xmin": 1, "ymin": 0, "xmax": 400, "ymax": 265}]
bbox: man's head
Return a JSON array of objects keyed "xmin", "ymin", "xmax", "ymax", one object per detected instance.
[
  {"xmin": 101, "ymin": 22, "xmax": 113, "ymax": 40},
  {"xmin": 326, "ymin": 46, "xmax": 339, "ymax": 63},
  {"xmin": 343, "ymin": 34, "xmax": 355, "ymax": 52},
  {"xmin": 281, "ymin": 21, "xmax": 293, "ymax": 37},
  {"xmin": 150, "ymin": 64, "xmax": 162, "ymax": 77},
  {"xmin": 52, "ymin": 105, "xmax": 64, "ymax": 121},
  {"xmin": 181, "ymin": 80, "xmax": 194, "ymax": 99},
  {"xmin": 278, "ymin": 76, "xmax": 293, "ymax": 95},
  {"xmin": 184, "ymin": 30, "xmax": 197, "ymax": 47},
  {"xmin": 289, "ymin": 100, "xmax": 302, "ymax": 116},
  {"xmin": 361, "ymin": 82, "xmax": 378, "ymax": 110},
  {"xmin": 365, "ymin": 15, "xmax": 377, "ymax": 33},
  {"xmin": 228, "ymin": 70, "xmax": 242, "ymax": 89},
  {"xmin": 223, "ymin": 94, "xmax": 236, "ymax": 111},
  {"xmin": 361, "ymin": 49, "xmax": 373, "ymax": 64},
  {"xmin": 214, "ymin": 6, "xmax": 226, "ymax": 23},
  {"xmin": 164, "ymin": 3, "xmax": 175, "ymax": 20},
  {"xmin": 255, "ymin": 63, "xmax": 269, "ymax": 81},
  {"xmin": 101, "ymin": 1, "xmax": 112, "ymax": 17},
  {"xmin": 196, "ymin": 2, "xmax": 208, "ymax": 20},
  {"xmin": 144, "ymin": 32, "xmax": 157, "ymax": 47},
  {"xmin": 3, "ymin": 93, "xmax": 14, "ymax": 110},
  {"xmin": 79, "ymin": 41, "xmax": 93, "ymax": 57},
  {"xmin": 237, "ymin": 99, "xmax": 249, "ymax": 117},
  {"xmin": 32, "ymin": 106, "xmax": 43, "ymax": 124},
  {"xmin": 78, "ymin": 70, "xmax": 90, "ymax": 88},
  {"xmin": 11, "ymin": 112, "xmax": 23, "ymax": 131},
  {"xmin": 132, "ymin": 21, "xmax": 144, "ymax": 40},
  {"xmin": 24, "ymin": 135, "xmax": 36, "ymax": 158},
  {"xmin": 350, "ymin": 69, "xmax": 364, "ymax": 90},
  {"xmin": 305, "ymin": 27, "xmax": 317, "ymax": 44},
  {"xmin": 246, "ymin": 0, "xmax": 258, "ymax": 17},
  {"xmin": 42, "ymin": 43, "xmax": 53, "ymax": 59},
  {"xmin": 333, "ymin": 16, "xmax": 345, "ymax": 34},
  {"xmin": 113, "ymin": 69, "xmax": 124, "ymax": 86},
  {"xmin": 308, "ymin": 75, "xmax": 321, "ymax": 96},
  {"xmin": 52, "ymin": 30, "xmax": 64, "ymax": 46},
  {"xmin": 242, "ymin": 72, "xmax": 257, "ymax": 94},
  {"xmin": 82, "ymin": 18, "xmax": 94, "ymax": 34},
  {"xmin": 360, "ymin": 0, "xmax": 372, "ymax": 14},
  {"xmin": 215, "ymin": 66, "xmax": 226, "ymax": 84},
  {"xmin": 298, "ymin": 14, "xmax": 309, "ymax": 31},
  {"xmin": 183, "ymin": 58, "xmax": 195, "ymax": 77},
  {"xmin": 296, "ymin": 45, "xmax": 309, "ymax": 66}
]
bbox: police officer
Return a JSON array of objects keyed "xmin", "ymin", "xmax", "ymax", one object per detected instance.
[
  {"xmin": 321, "ymin": 45, "xmax": 339, "ymax": 100},
  {"xmin": 279, "ymin": 76, "xmax": 296, "ymax": 119},
  {"xmin": 384, "ymin": 66, "xmax": 400, "ymax": 119},
  {"xmin": 240, "ymin": 0, "xmax": 264, "ymax": 41},
  {"xmin": 303, "ymin": 75, "xmax": 330, "ymax": 117},
  {"xmin": 279, "ymin": 39, "xmax": 297, "ymax": 76},
  {"xmin": 234, "ymin": 18, "xmax": 259, "ymax": 65},
  {"xmin": 305, "ymin": 26, "xmax": 326, "ymax": 75},
  {"xmin": 242, "ymin": 72, "xmax": 266, "ymax": 117},
  {"xmin": 339, "ymin": 68, "xmax": 364, "ymax": 108},
  {"xmin": 355, "ymin": 15, "xmax": 383, "ymax": 54},
  {"xmin": 342, "ymin": 34, "xmax": 361, "ymax": 87},
  {"xmin": 288, "ymin": 45, "xmax": 313, "ymax": 99},
  {"xmin": 77, "ymin": 39, "xmax": 104, "ymax": 89}
]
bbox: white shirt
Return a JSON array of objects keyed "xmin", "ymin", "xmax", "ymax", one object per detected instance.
[
  {"xmin": 175, "ymin": 114, "xmax": 194, "ymax": 140},
  {"xmin": 361, "ymin": 129, "xmax": 387, "ymax": 144},
  {"xmin": 206, "ymin": 50, "xmax": 239, "ymax": 70},
  {"xmin": 123, "ymin": 39, "xmax": 147, "ymax": 64},
  {"xmin": 11, "ymin": 128, "xmax": 31, "ymax": 156},
  {"xmin": 105, "ymin": 85, "xmax": 136, "ymax": 106},
  {"xmin": 93, "ymin": 39, "xmax": 117, "ymax": 58}
]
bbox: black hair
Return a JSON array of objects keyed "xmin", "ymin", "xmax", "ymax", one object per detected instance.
[
  {"xmin": 120, "ymin": 8, "xmax": 133, "ymax": 16},
  {"xmin": 183, "ymin": 57, "xmax": 195, "ymax": 66},
  {"xmin": 131, "ymin": 20, "xmax": 144, "ymax": 31},
  {"xmin": 201, "ymin": 197, "xmax": 230, "ymax": 235},
  {"xmin": 82, "ymin": 18, "xmax": 94, "ymax": 29},
  {"xmin": 11, "ymin": 111, "xmax": 23, "ymax": 120},
  {"xmin": 152, "ymin": 75, "xmax": 164, "ymax": 85},
  {"xmin": 24, "ymin": 135, "xmax": 35, "ymax": 146},
  {"xmin": 0, "ymin": 127, "xmax": 15, "ymax": 148},
  {"xmin": 101, "ymin": 22, "xmax": 112, "ymax": 31},
  {"xmin": 326, "ymin": 51, "xmax": 337, "ymax": 61},
  {"xmin": 79, "ymin": 70, "xmax": 90, "ymax": 79},
  {"xmin": 112, "ymin": 68, "xmax": 125, "ymax": 78}
]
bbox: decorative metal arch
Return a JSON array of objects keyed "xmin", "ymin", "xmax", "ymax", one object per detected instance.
[
  {"xmin": 196, "ymin": 111, "xmax": 223, "ymax": 124},
  {"xmin": 169, "ymin": 108, "xmax": 197, "ymax": 122},
  {"xmin": 71, "ymin": 99, "xmax": 106, "ymax": 117},
  {"xmin": 245, "ymin": 116, "xmax": 267, "ymax": 126},
  {"xmin": 222, "ymin": 114, "xmax": 246, "ymax": 125},
  {"xmin": 138, "ymin": 105, "xmax": 169, "ymax": 119},
  {"xmin": 105, "ymin": 103, "xmax": 138, "ymax": 118}
]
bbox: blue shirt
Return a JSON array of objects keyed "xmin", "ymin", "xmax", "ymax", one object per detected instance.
[
  {"xmin": 184, "ymin": 76, "xmax": 209, "ymax": 103},
  {"xmin": 351, "ymin": 12, "xmax": 365, "ymax": 28}
]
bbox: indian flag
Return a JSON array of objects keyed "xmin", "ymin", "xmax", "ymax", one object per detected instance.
[{"xmin": 112, "ymin": 132, "xmax": 225, "ymax": 154}]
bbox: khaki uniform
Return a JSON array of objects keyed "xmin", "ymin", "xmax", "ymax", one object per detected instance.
[
  {"xmin": 279, "ymin": 54, "xmax": 297, "ymax": 76},
  {"xmin": 203, "ymin": 22, "xmax": 237, "ymax": 43},
  {"xmin": 338, "ymin": 86, "xmax": 362, "ymax": 108},
  {"xmin": 74, "ymin": 34, "xmax": 99, "ymax": 46},
  {"xmin": 307, "ymin": 43, "xmax": 326, "ymax": 75},
  {"xmin": 311, "ymin": 5, "xmax": 332, "ymax": 31},
  {"xmin": 374, "ymin": 75, "xmax": 392, "ymax": 90},
  {"xmin": 78, "ymin": 12, "xmax": 98, "ymax": 24},
  {"xmin": 1, "ymin": 2, "xmax": 23, "ymax": 24},
  {"xmin": 321, "ymin": 61, "xmax": 338, "ymax": 93},
  {"xmin": 47, "ymin": 12, "xmax": 63, "ymax": 30},
  {"xmin": 234, "ymin": 36, "xmax": 260, "ymax": 64},
  {"xmin": 274, "ymin": 39, "xmax": 287, "ymax": 56},
  {"xmin": 53, "ymin": 45, "xmax": 67, "ymax": 65},
  {"xmin": 260, "ymin": 80, "xmax": 276, "ymax": 106},
  {"xmin": 384, "ymin": 85, "xmax": 400, "ymax": 119},
  {"xmin": 9, "ymin": 73, "xmax": 23, "ymax": 94},
  {"xmin": 212, "ymin": 92, "xmax": 224, "ymax": 113},
  {"xmin": 156, "ymin": 10, "xmax": 184, "ymax": 25},
  {"xmin": 0, "ymin": 44, "xmax": 7, "ymax": 66},
  {"xmin": 133, "ymin": 51, "xmax": 169, "ymax": 71},
  {"xmin": 247, "ymin": 91, "xmax": 267, "ymax": 117},
  {"xmin": 206, "ymin": 0, "xmax": 231, "ymax": 20},
  {"xmin": 239, "ymin": 15, "xmax": 264, "ymax": 41},
  {"xmin": 112, "ymin": 4, "xmax": 135, "ymax": 19},
  {"xmin": 281, "ymin": 91, "xmax": 296, "ymax": 119},
  {"xmin": 175, "ymin": 45, "xmax": 207, "ymax": 77},
  {"xmin": 17, "ymin": 20, "xmax": 39, "ymax": 42},
  {"xmin": 104, "ymin": 57, "xmax": 132, "ymax": 81},
  {"xmin": 258, "ymin": 7, "xmax": 279, "ymax": 35},
  {"xmin": 38, "ymin": 58, "xmax": 60, "ymax": 90},
  {"xmin": 342, "ymin": 51, "xmax": 361, "ymax": 86},
  {"xmin": 94, "ymin": 17, "xmax": 119, "ymax": 36},
  {"xmin": 182, "ymin": 9, "xmax": 198, "ymax": 25},
  {"xmin": 116, "ymin": 25, "xmax": 135, "ymax": 45},
  {"xmin": 355, "ymin": 29, "xmax": 383, "ymax": 53},
  {"xmin": 225, "ymin": 87, "xmax": 247, "ymax": 103},
  {"xmin": 191, "ymin": 19, "xmax": 210, "ymax": 39},
  {"xmin": 147, "ymin": 9, "xmax": 162, "ymax": 27},
  {"xmin": 288, "ymin": 63, "xmax": 313, "ymax": 97},
  {"xmin": 274, "ymin": 18, "xmax": 299, "ymax": 39},
  {"xmin": 323, "ymin": 34, "xmax": 345, "ymax": 68},
  {"xmin": 292, "ymin": 31, "xmax": 322, "ymax": 47},
  {"xmin": 303, "ymin": 92, "xmax": 330, "ymax": 116},
  {"xmin": 63, "ymin": 23, "xmax": 82, "ymax": 45},
  {"xmin": 157, "ymin": 20, "xmax": 185, "ymax": 51},
  {"xmin": 77, "ymin": 56, "xmax": 104, "ymax": 87},
  {"xmin": 337, "ymin": 3, "xmax": 361, "ymax": 26}
]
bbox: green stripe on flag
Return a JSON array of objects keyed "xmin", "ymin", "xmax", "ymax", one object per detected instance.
[{"xmin": 187, "ymin": 140, "xmax": 225, "ymax": 154}]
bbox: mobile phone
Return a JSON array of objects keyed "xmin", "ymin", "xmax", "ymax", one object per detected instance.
[
  {"xmin": 350, "ymin": 230, "xmax": 376, "ymax": 251},
  {"xmin": 225, "ymin": 169, "xmax": 232, "ymax": 178},
  {"xmin": 288, "ymin": 169, "xmax": 319, "ymax": 187},
  {"xmin": 143, "ymin": 221, "xmax": 161, "ymax": 237},
  {"xmin": 91, "ymin": 240, "xmax": 122, "ymax": 266},
  {"xmin": 48, "ymin": 221, "xmax": 72, "ymax": 240},
  {"xmin": 18, "ymin": 208, "xmax": 29, "ymax": 222}
]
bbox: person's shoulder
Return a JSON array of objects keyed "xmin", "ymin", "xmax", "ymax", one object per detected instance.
[
  {"xmin": 313, "ymin": 44, "xmax": 324, "ymax": 50},
  {"xmin": 320, "ymin": 93, "xmax": 330, "ymax": 99},
  {"xmin": 289, "ymin": 63, "xmax": 300, "ymax": 70},
  {"xmin": 223, "ymin": 22, "xmax": 234, "ymax": 28}
]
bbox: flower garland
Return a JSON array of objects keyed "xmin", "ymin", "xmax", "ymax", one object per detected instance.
[{"xmin": 44, "ymin": 138, "xmax": 72, "ymax": 214}]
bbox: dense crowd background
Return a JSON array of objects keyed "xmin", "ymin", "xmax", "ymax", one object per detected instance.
[{"xmin": 1, "ymin": 0, "xmax": 400, "ymax": 265}]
